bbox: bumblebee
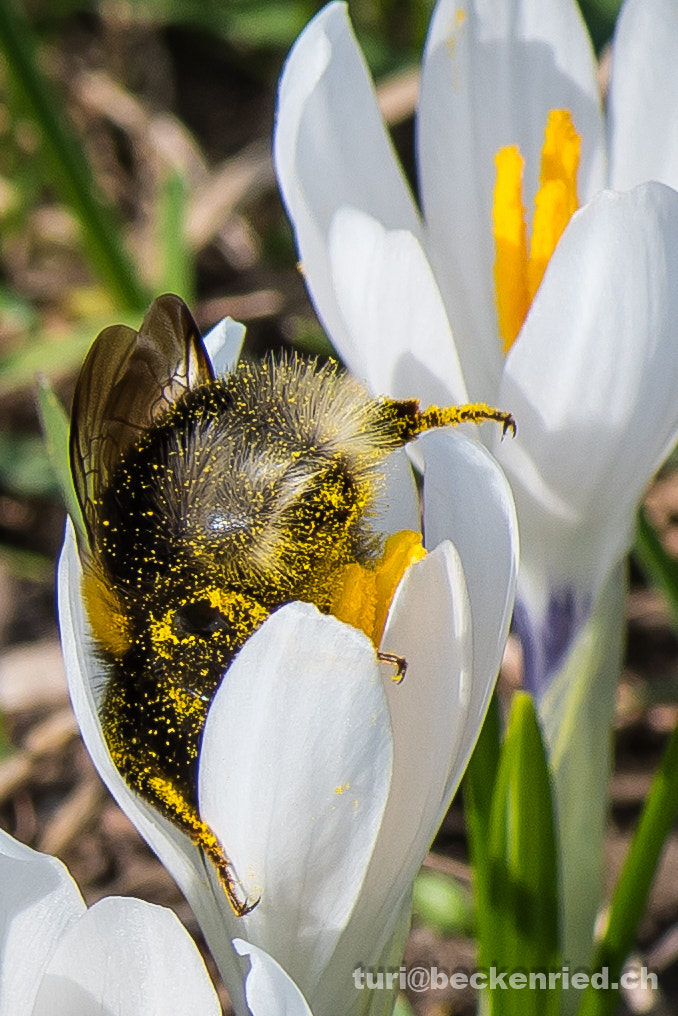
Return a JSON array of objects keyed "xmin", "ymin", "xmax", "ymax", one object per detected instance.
[{"xmin": 69, "ymin": 294, "xmax": 514, "ymax": 915}]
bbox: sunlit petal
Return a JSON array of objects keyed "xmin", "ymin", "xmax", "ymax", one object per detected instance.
[
  {"xmin": 204, "ymin": 316, "xmax": 246, "ymax": 376},
  {"xmin": 417, "ymin": 0, "xmax": 605, "ymax": 396},
  {"xmin": 420, "ymin": 429, "xmax": 518, "ymax": 700},
  {"xmin": 608, "ymin": 0, "xmax": 678, "ymax": 192},
  {"xmin": 31, "ymin": 897, "xmax": 221, "ymax": 1016},
  {"xmin": 0, "ymin": 830, "xmax": 83, "ymax": 1016},
  {"xmin": 233, "ymin": 940, "xmax": 314, "ymax": 1016},
  {"xmin": 200, "ymin": 603, "xmax": 392, "ymax": 995},
  {"xmin": 328, "ymin": 206, "xmax": 468, "ymax": 404},
  {"xmin": 499, "ymin": 183, "xmax": 678, "ymax": 681},
  {"xmin": 274, "ymin": 2, "xmax": 421, "ymax": 373}
]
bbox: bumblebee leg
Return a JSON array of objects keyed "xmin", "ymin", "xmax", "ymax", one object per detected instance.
[
  {"xmin": 144, "ymin": 773, "xmax": 260, "ymax": 916},
  {"xmin": 106, "ymin": 740, "xmax": 258, "ymax": 915},
  {"xmin": 377, "ymin": 651, "xmax": 407, "ymax": 683},
  {"xmin": 417, "ymin": 402, "xmax": 516, "ymax": 437},
  {"xmin": 386, "ymin": 398, "xmax": 516, "ymax": 441}
]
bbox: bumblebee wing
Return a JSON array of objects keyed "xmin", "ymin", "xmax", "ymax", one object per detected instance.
[{"xmin": 70, "ymin": 294, "xmax": 213, "ymax": 542}]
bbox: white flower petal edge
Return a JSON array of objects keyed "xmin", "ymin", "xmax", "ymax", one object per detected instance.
[
  {"xmin": 309, "ymin": 543, "xmax": 475, "ymax": 1016},
  {"xmin": 233, "ymin": 940, "xmax": 314, "ymax": 1016},
  {"xmin": 274, "ymin": 2, "xmax": 421, "ymax": 370},
  {"xmin": 0, "ymin": 828, "xmax": 84, "ymax": 1016},
  {"xmin": 0, "ymin": 829, "xmax": 220, "ymax": 1016},
  {"xmin": 203, "ymin": 316, "xmax": 246, "ymax": 377},
  {"xmin": 420, "ymin": 429, "xmax": 518, "ymax": 734},
  {"xmin": 608, "ymin": 0, "xmax": 678, "ymax": 192},
  {"xmin": 328, "ymin": 206, "xmax": 469, "ymax": 404},
  {"xmin": 498, "ymin": 182, "xmax": 678, "ymax": 689},
  {"xmin": 417, "ymin": 0, "xmax": 605, "ymax": 396},
  {"xmin": 32, "ymin": 897, "xmax": 221, "ymax": 1016},
  {"xmin": 200, "ymin": 603, "xmax": 393, "ymax": 996},
  {"xmin": 372, "ymin": 448, "xmax": 422, "ymax": 536}
]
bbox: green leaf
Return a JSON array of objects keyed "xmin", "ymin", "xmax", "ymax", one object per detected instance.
[
  {"xmin": 156, "ymin": 169, "xmax": 195, "ymax": 303},
  {"xmin": 634, "ymin": 506, "xmax": 678, "ymax": 634},
  {"xmin": 464, "ymin": 692, "xmax": 501, "ymax": 871},
  {"xmin": 484, "ymin": 692, "xmax": 560, "ymax": 1016},
  {"xmin": 35, "ymin": 376, "xmax": 85, "ymax": 541},
  {"xmin": 578, "ymin": 718, "xmax": 678, "ymax": 1016},
  {"xmin": 0, "ymin": 0, "xmax": 147, "ymax": 310}
]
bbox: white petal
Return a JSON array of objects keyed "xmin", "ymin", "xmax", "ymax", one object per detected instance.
[
  {"xmin": 199, "ymin": 603, "xmax": 393, "ymax": 997},
  {"xmin": 328, "ymin": 207, "xmax": 469, "ymax": 404},
  {"xmin": 499, "ymin": 183, "xmax": 678, "ymax": 618},
  {"xmin": 274, "ymin": 2, "xmax": 421, "ymax": 370},
  {"xmin": 0, "ymin": 830, "xmax": 84, "ymax": 1016},
  {"xmin": 203, "ymin": 316, "xmax": 246, "ymax": 376},
  {"xmin": 608, "ymin": 0, "xmax": 678, "ymax": 191},
  {"xmin": 310, "ymin": 545, "xmax": 474, "ymax": 1016},
  {"xmin": 417, "ymin": 0, "xmax": 605, "ymax": 397},
  {"xmin": 380, "ymin": 543, "xmax": 474, "ymax": 835},
  {"xmin": 31, "ymin": 897, "xmax": 221, "ymax": 1016},
  {"xmin": 57, "ymin": 523, "xmax": 241, "ymax": 992},
  {"xmin": 233, "ymin": 940, "xmax": 314, "ymax": 1016},
  {"xmin": 372, "ymin": 448, "xmax": 422, "ymax": 536},
  {"xmin": 420, "ymin": 429, "xmax": 518, "ymax": 698}
]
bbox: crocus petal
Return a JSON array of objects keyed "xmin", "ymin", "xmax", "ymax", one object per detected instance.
[
  {"xmin": 420, "ymin": 429, "xmax": 519, "ymax": 713},
  {"xmin": 310, "ymin": 544, "xmax": 475, "ymax": 1016},
  {"xmin": 498, "ymin": 182, "xmax": 678, "ymax": 686},
  {"xmin": 417, "ymin": 0, "xmax": 605, "ymax": 397},
  {"xmin": 31, "ymin": 897, "xmax": 221, "ymax": 1016},
  {"xmin": 199, "ymin": 603, "xmax": 392, "ymax": 997},
  {"xmin": 233, "ymin": 940, "xmax": 314, "ymax": 1016},
  {"xmin": 372, "ymin": 449, "xmax": 421, "ymax": 535},
  {"xmin": 274, "ymin": 2, "xmax": 422, "ymax": 374},
  {"xmin": 608, "ymin": 0, "xmax": 678, "ymax": 192},
  {"xmin": 204, "ymin": 316, "xmax": 246, "ymax": 376},
  {"xmin": 328, "ymin": 207, "xmax": 469, "ymax": 403},
  {"xmin": 0, "ymin": 830, "xmax": 84, "ymax": 1016}
]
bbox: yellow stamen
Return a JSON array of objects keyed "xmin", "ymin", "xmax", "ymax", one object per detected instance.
[
  {"xmin": 493, "ymin": 145, "xmax": 529, "ymax": 354},
  {"xmin": 528, "ymin": 110, "xmax": 580, "ymax": 300},
  {"xmin": 330, "ymin": 530, "xmax": 426, "ymax": 646},
  {"xmin": 492, "ymin": 110, "xmax": 581, "ymax": 352}
]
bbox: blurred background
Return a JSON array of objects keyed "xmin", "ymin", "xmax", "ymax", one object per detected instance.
[{"xmin": 6, "ymin": 1, "xmax": 678, "ymax": 1014}]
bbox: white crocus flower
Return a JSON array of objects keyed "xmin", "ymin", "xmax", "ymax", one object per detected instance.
[
  {"xmin": 0, "ymin": 826, "xmax": 222, "ymax": 1016},
  {"xmin": 58, "ymin": 316, "xmax": 518, "ymax": 1016},
  {"xmin": 274, "ymin": 0, "xmax": 678, "ymax": 988},
  {"xmin": 274, "ymin": 0, "xmax": 678, "ymax": 697}
]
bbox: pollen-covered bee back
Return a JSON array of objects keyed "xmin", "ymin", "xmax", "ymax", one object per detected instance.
[{"xmin": 69, "ymin": 294, "xmax": 515, "ymax": 915}]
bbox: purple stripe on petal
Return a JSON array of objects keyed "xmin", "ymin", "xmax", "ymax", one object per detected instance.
[{"xmin": 513, "ymin": 589, "xmax": 591, "ymax": 698}]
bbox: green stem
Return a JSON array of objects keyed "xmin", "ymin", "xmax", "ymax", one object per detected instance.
[
  {"xmin": 578, "ymin": 719, "xmax": 678, "ymax": 1016},
  {"xmin": 0, "ymin": 0, "xmax": 147, "ymax": 309}
]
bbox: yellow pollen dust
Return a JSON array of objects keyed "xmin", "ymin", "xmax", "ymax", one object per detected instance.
[
  {"xmin": 493, "ymin": 109, "xmax": 581, "ymax": 353},
  {"xmin": 82, "ymin": 565, "xmax": 131, "ymax": 658},
  {"xmin": 329, "ymin": 530, "xmax": 426, "ymax": 646}
]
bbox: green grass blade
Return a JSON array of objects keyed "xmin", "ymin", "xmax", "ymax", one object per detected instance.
[
  {"xmin": 635, "ymin": 507, "xmax": 678, "ymax": 633},
  {"xmin": 0, "ymin": 0, "xmax": 147, "ymax": 310},
  {"xmin": 36, "ymin": 376, "xmax": 85, "ymax": 541},
  {"xmin": 156, "ymin": 169, "xmax": 195, "ymax": 302},
  {"xmin": 484, "ymin": 692, "xmax": 560, "ymax": 1016},
  {"xmin": 577, "ymin": 719, "xmax": 678, "ymax": 1016}
]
